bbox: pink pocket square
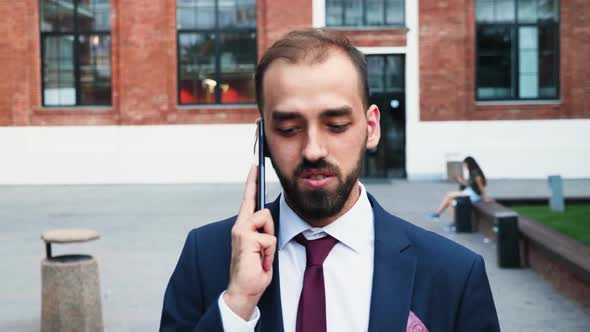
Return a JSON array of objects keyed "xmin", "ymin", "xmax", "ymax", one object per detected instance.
[{"xmin": 407, "ymin": 310, "xmax": 429, "ymax": 332}]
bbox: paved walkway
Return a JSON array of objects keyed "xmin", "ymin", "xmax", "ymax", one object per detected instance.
[{"xmin": 0, "ymin": 179, "xmax": 589, "ymax": 331}]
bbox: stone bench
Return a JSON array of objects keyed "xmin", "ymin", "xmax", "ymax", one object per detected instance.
[
  {"xmin": 41, "ymin": 229, "xmax": 103, "ymax": 332},
  {"xmin": 517, "ymin": 215, "xmax": 590, "ymax": 309},
  {"xmin": 473, "ymin": 200, "xmax": 590, "ymax": 309}
]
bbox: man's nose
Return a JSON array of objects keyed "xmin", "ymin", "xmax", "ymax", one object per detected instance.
[{"xmin": 302, "ymin": 128, "xmax": 327, "ymax": 162}]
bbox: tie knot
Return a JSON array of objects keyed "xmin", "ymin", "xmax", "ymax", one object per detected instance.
[{"xmin": 295, "ymin": 233, "xmax": 338, "ymax": 267}]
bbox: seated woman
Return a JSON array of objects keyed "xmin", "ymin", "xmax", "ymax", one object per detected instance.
[{"xmin": 429, "ymin": 156, "xmax": 492, "ymax": 228}]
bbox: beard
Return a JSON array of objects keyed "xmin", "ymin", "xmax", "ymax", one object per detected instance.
[{"xmin": 271, "ymin": 148, "xmax": 365, "ymax": 221}]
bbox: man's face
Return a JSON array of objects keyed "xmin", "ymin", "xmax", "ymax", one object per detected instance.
[{"xmin": 261, "ymin": 51, "xmax": 380, "ymax": 223}]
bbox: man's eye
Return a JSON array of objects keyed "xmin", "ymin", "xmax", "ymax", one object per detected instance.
[
  {"xmin": 328, "ymin": 123, "xmax": 350, "ymax": 132},
  {"xmin": 277, "ymin": 127, "xmax": 298, "ymax": 136}
]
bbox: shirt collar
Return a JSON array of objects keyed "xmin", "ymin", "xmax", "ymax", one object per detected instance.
[{"xmin": 278, "ymin": 182, "xmax": 374, "ymax": 253}]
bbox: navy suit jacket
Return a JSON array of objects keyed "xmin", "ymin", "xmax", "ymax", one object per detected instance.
[{"xmin": 160, "ymin": 193, "xmax": 500, "ymax": 331}]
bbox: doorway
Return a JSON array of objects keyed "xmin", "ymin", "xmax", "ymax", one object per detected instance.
[{"xmin": 361, "ymin": 54, "xmax": 406, "ymax": 179}]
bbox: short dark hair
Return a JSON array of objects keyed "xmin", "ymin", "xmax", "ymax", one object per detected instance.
[{"xmin": 254, "ymin": 28, "xmax": 369, "ymax": 114}]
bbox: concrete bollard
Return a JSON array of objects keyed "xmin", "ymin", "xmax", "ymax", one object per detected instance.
[
  {"xmin": 41, "ymin": 229, "xmax": 103, "ymax": 332},
  {"xmin": 548, "ymin": 175, "xmax": 565, "ymax": 212}
]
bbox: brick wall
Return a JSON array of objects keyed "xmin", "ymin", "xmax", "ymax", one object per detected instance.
[
  {"xmin": 0, "ymin": 0, "xmax": 273, "ymax": 126},
  {"xmin": 0, "ymin": 0, "xmax": 409, "ymax": 126},
  {"xmin": 419, "ymin": 0, "xmax": 590, "ymax": 121},
  {"xmin": 0, "ymin": 0, "xmax": 40, "ymax": 126},
  {"xmin": 339, "ymin": 28, "xmax": 407, "ymax": 47},
  {"xmin": 1, "ymin": 0, "xmax": 587, "ymax": 126},
  {"xmin": 258, "ymin": 0, "xmax": 313, "ymax": 52}
]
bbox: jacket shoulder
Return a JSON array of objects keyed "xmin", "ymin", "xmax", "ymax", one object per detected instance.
[
  {"xmin": 386, "ymin": 211, "xmax": 482, "ymax": 274},
  {"xmin": 188, "ymin": 214, "xmax": 237, "ymax": 241}
]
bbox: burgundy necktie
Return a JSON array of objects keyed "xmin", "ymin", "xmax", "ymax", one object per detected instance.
[{"xmin": 295, "ymin": 233, "xmax": 338, "ymax": 332}]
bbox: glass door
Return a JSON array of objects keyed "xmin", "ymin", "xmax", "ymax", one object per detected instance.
[{"xmin": 361, "ymin": 54, "xmax": 406, "ymax": 178}]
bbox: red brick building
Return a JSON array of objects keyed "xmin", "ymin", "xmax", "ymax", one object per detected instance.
[{"xmin": 0, "ymin": 0, "xmax": 588, "ymax": 184}]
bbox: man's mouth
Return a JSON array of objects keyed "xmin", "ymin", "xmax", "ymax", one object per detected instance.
[{"xmin": 299, "ymin": 169, "xmax": 335, "ymax": 188}]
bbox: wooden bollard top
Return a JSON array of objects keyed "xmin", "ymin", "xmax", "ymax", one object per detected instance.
[{"xmin": 42, "ymin": 229, "xmax": 100, "ymax": 244}]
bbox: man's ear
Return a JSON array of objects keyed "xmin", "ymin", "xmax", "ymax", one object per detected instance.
[{"xmin": 366, "ymin": 104, "xmax": 381, "ymax": 150}]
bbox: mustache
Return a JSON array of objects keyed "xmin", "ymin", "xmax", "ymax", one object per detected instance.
[{"xmin": 294, "ymin": 159, "xmax": 340, "ymax": 178}]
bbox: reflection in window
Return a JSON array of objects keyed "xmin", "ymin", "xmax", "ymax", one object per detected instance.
[
  {"xmin": 43, "ymin": 36, "xmax": 76, "ymax": 105},
  {"xmin": 177, "ymin": 0, "xmax": 256, "ymax": 105},
  {"xmin": 367, "ymin": 54, "xmax": 404, "ymax": 94},
  {"xmin": 476, "ymin": 0, "xmax": 559, "ymax": 100},
  {"xmin": 476, "ymin": 26, "xmax": 514, "ymax": 99},
  {"xmin": 326, "ymin": 0, "xmax": 405, "ymax": 27},
  {"xmin": 179, "ymin": 33, "xmax": 216, "ymax": 104},
  {"xmin": 40, "ymin": 0, "xmax": 111, "ymax": 106},
  {"xmin": 219, "ymin": 32, "xmax": 257, "ymax": 103},
  {"xmin": 79, "ymin": 34, "xmax": 111, "ymax": 105}
]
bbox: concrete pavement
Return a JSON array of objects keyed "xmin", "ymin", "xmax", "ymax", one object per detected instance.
[{"xmin": 1, "ymin": 179, "xmax": 589, "ymax": 331}]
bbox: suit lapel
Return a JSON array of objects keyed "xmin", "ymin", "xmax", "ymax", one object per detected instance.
[
  {"xmin": 256, "ymin": 193, "xmax": 416, "ymax": 331},
  {"xmin": 367, "ymin": 194, "xmax": 417, "ymax": 332},
  {"xmin": 257, "ymin": 196, "xmax": 285, "ymax": 332}
]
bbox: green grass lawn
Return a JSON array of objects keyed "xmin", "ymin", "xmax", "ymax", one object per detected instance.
[{"xmin": 511, "ymin": 203, "xmax": 590, "ymax": 247}]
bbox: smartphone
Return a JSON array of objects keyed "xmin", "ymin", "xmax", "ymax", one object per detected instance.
[{"xmin": 256, "ymin": 119, "xmax": 266, "ymax": 211}]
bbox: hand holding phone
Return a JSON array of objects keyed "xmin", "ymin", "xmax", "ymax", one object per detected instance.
[{"xmin": 223, "ymin": 121, "xmax": 276, "ymax": 321}]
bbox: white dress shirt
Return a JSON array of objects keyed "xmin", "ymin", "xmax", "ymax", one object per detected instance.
[{"xmin": 219, "ymin": 182, "xmax": 375, "ymax": 332}]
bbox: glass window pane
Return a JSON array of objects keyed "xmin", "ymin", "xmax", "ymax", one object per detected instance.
[
  {"xmin": 476, "ymin": 0, "xmax": 494, "ymax": 22},
  {"xmin": 344, "ymin": 0, "xmax": 363, "ymax": 26},
  {"xmin": 476, "ymin": 26, "xmax": 514, "ymax": 99},
  {"xmin": 178, "ymin": 33, "xmax": 217, "ymax": 104},
  {"xmin": 41, "ymin": 0, "xmax": 75, "ymax": 32},
  {"xmin": 519, "ymin": 50, "xmax": 538, "ymax": 73},
  {"xmin": 385, "ymin": 0, "xmax": 404, "ymax": 25},
  {"xmin": 177, "ymin": 0, "xmax": 215, "ymax": 29},
  {"xmin": 538, "ymin": 0, "xmax": 558, "ymax": 21},
  {"xmin": 367, "ymin": 56, "xmax": 385, "ymax": 93},
  {"xmin": 518, "ymin": 27, "xmax": 539, "ymax": 98},
  {"xmin": 518, "ymin": 0, "xmax": 537, "ymax": 23},
  {"xmin": 538, "ymin": 24, "xmax": 558, "ymax": 98},
  {"xmin": 219, "ymin": 32, "xmax": 256, "ymax": 104},
  {"xmin": 519, "ymin": 26, "xmax": 538, "ymax": 49},
  {"xmin": 78, "ymin": 0, "xmax": 111, "ymax": 31},
  {"xmin": 538, "ymin": 52, "xmax": 557, "ymax": 98},
  {"xmin": 219, "ymin": 0, "xmax": 256, "ymax": 28},
  {"xmin": 43, "ymin": 35, "xmax": 76, "ymax": 105},
  {"xmin": 366, "ymin": 0, "xmax": 384, "ymax": 26},
  {"xmin": 384, "ymin": 55, "xmax": 403, "ymax": 92},
  {"xmin": 495, "ymin": 0, "xmax": 515, "ymax": 22},
  {"xmin": 326, "ymin": 0, "xmax": 344, "ymax": 26},
  {"xmin": 519, "ymin": 74, "xmax": 538, "ymax": 98},
  {"xmin": 177, "ymin": 0, "xmax": 195, "ymax": 28},
  {"xmin": 78, "ymin": 34, "xmax": 111, "ymax": 105}
]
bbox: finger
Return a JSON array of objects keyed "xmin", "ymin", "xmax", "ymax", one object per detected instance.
[
  {"xmin": 262, "ymin": 241, "xmax": 276, "ymax": 272},
  {"xmin": 253, "ymin": 233, "xmax": 276, "ymax": 272},
  {"xmin": 238, "ymin": 164, "xmax": 258, "ymax": 219},
  {"xmin": 247, "ymin": 209, "xmax": 275, "ymax": 236}
]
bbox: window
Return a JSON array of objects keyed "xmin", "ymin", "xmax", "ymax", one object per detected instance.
[
  {"xmin": 326, "ymin": 0, "xmax": 405, "ymax": 27},
  {"xmin": 40, "ymin": 0, "xmax": 112, "ymax": 106},
  {"xmin": 476, "ymin": 0, "xmax": 559, "ymax": 101},
  {"xmin": 177, "ymin": 0, "xmax": 257, "ymax": 105},
  {"xmin": 367, "ymin": 55, "xmax": 404, "ymax": 94}
]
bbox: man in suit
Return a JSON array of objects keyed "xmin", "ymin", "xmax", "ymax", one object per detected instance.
[{"xmin": 160, "ymin": 28, "xmax": 500, "ymax": 332}]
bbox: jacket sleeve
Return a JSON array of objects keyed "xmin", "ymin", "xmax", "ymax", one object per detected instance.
[
  {"xmin": 160, "ymin": 229, "xmax": 224, "ymax": 332},
  {"xmin": 455, "ymin": 255, "xmax": 501, "ymax": 332}
]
